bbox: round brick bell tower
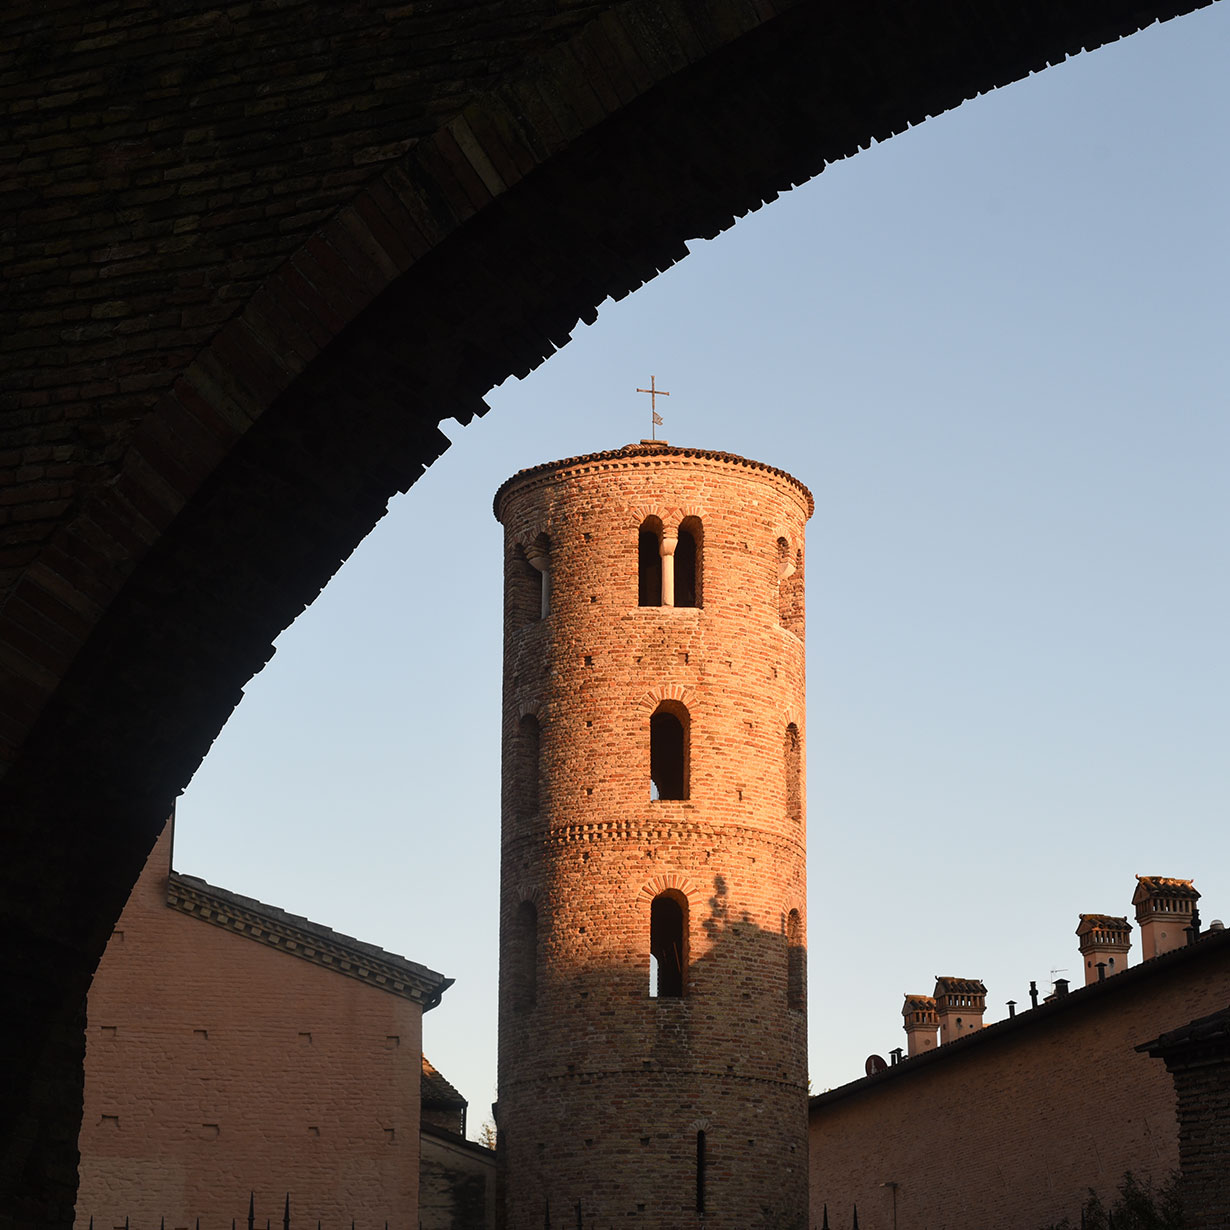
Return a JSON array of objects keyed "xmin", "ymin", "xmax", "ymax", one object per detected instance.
[{"xmin": 493, "ymin": 440, "xmax": 812, "ymax": 1230}]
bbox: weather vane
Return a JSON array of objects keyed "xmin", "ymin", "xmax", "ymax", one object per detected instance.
[{"xmin": 636, "ymin": 375, "xmax": 670, "ymax": 440}]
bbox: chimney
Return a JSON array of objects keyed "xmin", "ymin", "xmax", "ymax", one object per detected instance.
[
  {"xmin": 1133, "ymin": 877, "xmax": 1200, "ymax": 961},
  {"xmin": 1076, "ymin": 914, "xmax": 1132, "ymax": 985},
  {"xmin": 901, "ymin": 995, "xmax": 939, "ymax": 1057},
  {"xmin": 933, "ymin": 977, "xmax": 987, "ymax": 1044}
]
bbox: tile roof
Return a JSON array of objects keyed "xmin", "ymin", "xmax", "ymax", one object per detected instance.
[
  {"xmin": 933, "ymin": 976, "xmax": 986, "ymax": 996},
  {"xmin": 1076, "ymin": 914, "xmax": 1132, "ymax": 935},
  {"xmin": 493, "ymin": 441, "xmax": 815, "ymax": 520},
  {"xmin": 167, "ymin": 870, "xmax": 452, "ymax": 1007},
  {"xmin": 422, "ymin": 1056, "xmax": 468, "ymax": 1109},
  {"xmin": 1133, "ymin": 876, "xmax": 1200, "ymax": 904}
]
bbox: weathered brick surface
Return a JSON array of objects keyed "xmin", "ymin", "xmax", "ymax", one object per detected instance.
[
  {"xmin": 495, "ymin": 443, "xmax": 812, "ymax": 1229},
  {"xmin": 809, "ymin": 931, "xmax": 1230, "ymax": 1230},
  {"xmin": 76, "ymin": 825, "xmax": 430, "ymax": 1227},
  {"xmin": 0, "ymin": 2, "xmax": 1216, "ymax": 1223}
]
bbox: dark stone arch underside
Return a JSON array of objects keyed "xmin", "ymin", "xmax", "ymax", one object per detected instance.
[{"xmin": 0, "ymin": 0, "xmax": 1211, "ymax": 1221}]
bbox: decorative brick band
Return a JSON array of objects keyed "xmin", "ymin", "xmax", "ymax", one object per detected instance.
[
  {"xmin": 166, "ymin": 872, "xmax": 451, "ymax": 1008},
  {"xmin": 503, "ymin": 820, "xmax": 806, "ymax": 857}
]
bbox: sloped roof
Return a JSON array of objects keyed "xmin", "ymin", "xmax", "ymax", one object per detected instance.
[
  {"xmin": 167, "ymin": 870, "xmax": 452, "ymax": 1008},
  {"xmin": 1133, "ymin": 876, "xmax": 1199, "ymax": 906},
  {"xmin": 902, "ymin": 995, "xmax": 937, "ymax": 1016},
  {"xmin": 1076, "ymin": 914, "xmax": 1132, "ymax": 936},
  {"xmin": 933, "ymin": 976, "xmax": 986, "ymax": 997},
  {"xmin": 422, "ymin": 1056, "xmax": 468, "ymax": 1110}
]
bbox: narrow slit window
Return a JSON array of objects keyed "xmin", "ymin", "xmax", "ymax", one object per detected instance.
[
  {"xmin": 650, "ymin": 892, "xmax": 687, "ymax": 998},
  {"xmin": 695, "ymin": 1130, "xmax": 706, "ymax": 1213},
  {"xmin": 517, "ymin": 714, "xmax": 540, "ymax": 819},
  {"xmin": 787, "ymin": 909, "xmax": 805, "ymax": 1011},
  {"xmin": 676, "ymin": 517, "xmax": 702, "ymax": 608},
  {"xmin": 650, "ymin": 702, "xmax": 689, "ymax": 801},
  {"xmin": 513, "ymin": 901, "xmax": 538, "ymax": 1011},
  {"xmin": 784, "ymin": 723, "xmax": 801, "ymax": 824},
  {"xmin": 638, "ymin": 517, "xmax": 663, "ymax": 607}
]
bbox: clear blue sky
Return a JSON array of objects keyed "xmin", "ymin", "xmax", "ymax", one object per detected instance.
[{"xmin": 177, "ymin": 6, "xmax": 1229, "ymax": 1126}]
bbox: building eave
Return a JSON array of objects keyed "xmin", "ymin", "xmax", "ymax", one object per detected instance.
[{"xmin": 167, "ymin": 870, "xmax": 452, "ymax": 1009}]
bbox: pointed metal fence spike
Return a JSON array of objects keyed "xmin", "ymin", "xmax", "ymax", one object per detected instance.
[
  {"xmin": 822, "ymin": 1204, "xmax": 830, "ymax": 1230},
  {"xmin": 249, "ymin": 1190, "xmax": 257, "ymax": 1230},
  {"xmin": 852, "ymin": 1205, "xmax": 859, "ymax": 1230},
  {"xmin": 284, "ymin": 1192, "xmax": 291, "ymax": 1230}
]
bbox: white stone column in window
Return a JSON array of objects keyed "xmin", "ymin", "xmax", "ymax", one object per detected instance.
[{"xmin": 659, "ymin": 528, "xmax": 678, "ymax": 607}]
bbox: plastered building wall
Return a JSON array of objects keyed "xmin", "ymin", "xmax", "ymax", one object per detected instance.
[
  {"xmin": 76, "ymin": 825, "xmax": 428, "ymax": 1228},
  {"xmin": 809, "ymin": 931, "xmax": 1230, "ymax": 1230},
  {"xmin": 494, "ymin": 442, "xmax": 812, "ymax": 1230}
]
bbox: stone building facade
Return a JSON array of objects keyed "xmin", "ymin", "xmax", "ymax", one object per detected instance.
[
  {"xmin": 493, "ymin": 441, "xmax": 813, "ymax": 1229},
  {"xmin": 76, "ymin": 819, "xmax": 450, "ymax": 1228}
]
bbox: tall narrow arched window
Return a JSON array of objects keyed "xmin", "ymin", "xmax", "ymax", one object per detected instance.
[
  {"xmin": 676, "ymin": 517, "xmax": 702, "ymax": 608},
  {"xmin": 784, "ymin": 723, "xmax": 801, "ymax": 824},
  {"xmin": 517, "ymin": 714, "xmax": 540, "ymax": 819},
  {"xmin": 638, "ymin": 517, "xmax": 663, "ymax": 607},
  {"xmin": 787, "ymin": 909, "xmax": 805, "ymax": 1011},
  {"xmin": 508, "ymin": 545, "xmax": 540, "ymax": 629},
  {"xmin": 650, "ymin": 891, "xmax": 687, "ymax": 998},
  {"xmin": 650, "ymin": 701, "xmax": 689, "ymax": 801},
  {"xmin": 513, "ymin": 900, "xmax": 538, "ymax": 1011},
  {"xmin": 778, "ymin": 539, "xmax": 805, "ymax": 636}
]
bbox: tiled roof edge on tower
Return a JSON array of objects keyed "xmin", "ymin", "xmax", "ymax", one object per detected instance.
[{"xmin": 493, "ymin": 440, "xmax": 815, "ymax": 521}]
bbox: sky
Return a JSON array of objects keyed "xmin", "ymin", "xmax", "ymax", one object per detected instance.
[{"xmin": 176, "ymin": 6, "xmax": 1229, "ymax": 1127}]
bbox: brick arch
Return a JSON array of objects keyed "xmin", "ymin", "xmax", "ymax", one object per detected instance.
[
  {"xmin": 638, "ymin": 684, "xmax": 696, "ymax": 713},
  {"xmin": 638, "ymin": 873, "xmax": 699, "ymax": 904},
  {"xmin": 514, "ymin": 885, "xmax": 545, "ymax": 910},
  {"xmin": 0, "ymin": 0, "xmax": 1208, "ymax": 1216}
]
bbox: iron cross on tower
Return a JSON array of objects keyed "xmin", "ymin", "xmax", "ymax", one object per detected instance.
[{"xmin": 636, "ymin": 376, "xmax": 670, "ymax": 440}]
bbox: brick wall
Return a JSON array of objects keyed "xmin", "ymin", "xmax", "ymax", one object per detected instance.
[
  {"xmin": 494, "ymin": 443, "xmax": 813, "ymax": 1229},
  {"xmin": 420, "ymin": 1124, "xmax": 498, "ymax": 1230},
  {"xmin": 76, "ymin": 825, "xmax": 428, "ymax": 1227},
  {"xmin": 1140, "ymin": 1003, "xmax": 1230, "ymax": 1230},
  {"xmin": 809, "ymin": 931, "xmax": 1230, "ymax": 1230}
]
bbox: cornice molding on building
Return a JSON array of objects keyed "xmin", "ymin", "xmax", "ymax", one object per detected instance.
[
  {"xmin": 810, "ymin": 926, "xmax": 1230, "ymax": 1113},
  {"xmin": 493, "ymin": 443, "xmax": 815, "ymax": 522},
  {"xmin": 166, "ymin": 871, "xmax": 452, "ymax": 1009}
]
